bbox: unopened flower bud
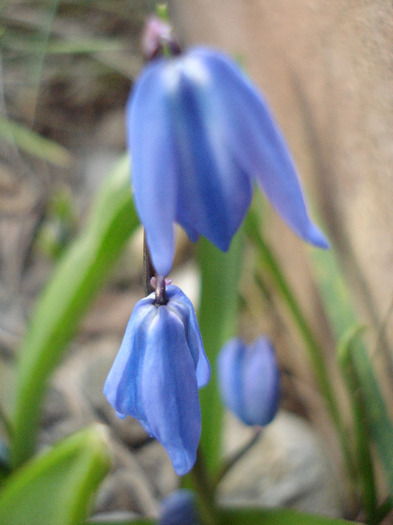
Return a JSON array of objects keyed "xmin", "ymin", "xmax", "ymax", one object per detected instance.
[{"xmin": 217, "ymin": 337, "xmax": 279, "ymax": 426}]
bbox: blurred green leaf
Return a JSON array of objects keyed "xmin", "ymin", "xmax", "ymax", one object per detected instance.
[
  {"xmin": 2, "ymin": 32, "xmax": 125, "ymax": 54},
  {"xmin": 337, "ymin": 327, "xmax": 377, "ymax": 522},
  {"xmin": 309, "ymin": 248, "xmax": 357, "ymax": 339},
  {"xmin": 37, "ymin": 187, "xmax": 78, "ymax": 260},
  {"xmin": 197, "ymin": 230, "xmax": 243, "ymax": 473},
  {"xmin": 218, "ymin": 507, "xmax": 356, "ymax": 524},
  {"xmin": 344, "ymin": 331, "xmax": 393, "ymax": 494},
  {"xmin": 244, "ymin": 207, "xmax": 352, "ymax": 473},
  {"xmin": 0, "ymin": 425, "xmax": 110, "ymax": 525},
  {"xmin": 46, "ymin": 38, "xmax": 125, "ymax": 54},
  {"xmin": 0, "ymin": 115, "xmax": 72, "ymax": 167},
  {"xmin": 11, "ymin": 155, "xmax": 138, "ymax": 468}
]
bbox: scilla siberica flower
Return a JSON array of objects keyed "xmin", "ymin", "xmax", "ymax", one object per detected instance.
[
  {"xmin": 127, "ymin": 46, "xmax": 329, "ymax": 276},
  {"xmin": 217, "ymin": 337, "xmax": 279, "ymax": 426},
  {"xmin": 103, "ymin": 285, "xmax": 210, "ymax": 475}
]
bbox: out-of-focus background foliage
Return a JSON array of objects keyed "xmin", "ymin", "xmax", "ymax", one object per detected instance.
[
  {"xmin": 0, "ymin": 0, "xmax": 146, "ymax": 411},
  {"xmin": 1, "ymin": 1, "xmax": 393, "ymax": 523}
]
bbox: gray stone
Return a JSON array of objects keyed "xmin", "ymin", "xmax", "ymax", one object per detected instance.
[
  {"xmin": 135, "ymin": 440, "xmax": 178, "ymax": 500},
  {"xmin": 219, "ymin": 411, "xmax": 343, "ymax": 517},
  {"xmin": 41, "ymin": 336, "xmax": 148, "ymax": 448},
  {"xmin": 94, "ymin": 437, "xmax": 158, "ymax": 517}
]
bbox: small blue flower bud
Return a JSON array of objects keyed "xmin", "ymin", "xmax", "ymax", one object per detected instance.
[
  {"xmin": 103, "ymin": 285, "xmax": 210, "ymax": 475},
  {"xmin": 159, "ymin": 490, "xmax": 199, "ymax": 525},
  {"xmin": 127, "ymin": 46, "xmax": 328, "ymax": 276},
  {"xmin": 217, "ymin": 337, "xmax": 280, "ymax": 426}
]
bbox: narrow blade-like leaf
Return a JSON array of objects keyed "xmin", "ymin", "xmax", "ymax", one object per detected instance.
[
  {"xmin": 0, "ymin": 425, "xmax": 110, "ymax": 525},
  {"xmin": 12, "ymin": 155, "xmax": 138, "ymax": 467}
]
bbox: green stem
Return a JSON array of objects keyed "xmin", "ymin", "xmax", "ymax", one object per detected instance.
[
  {"xmin": 190, "ymin": 449, "xmax": 218, "ymax": 525},
  {"xmin": 245, "ymin": 210, "xmax": 354, "ymax": 477},
  {"xmin": 213, "ymin": 428, "xmax": 262, "ymax": 488},
  {"xmin": 197, "ymin": 232, "xmax": 243, "ymax": 473}
]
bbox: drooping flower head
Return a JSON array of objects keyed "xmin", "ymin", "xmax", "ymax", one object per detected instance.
[
  {"xmin": 217, "ymin": 337, "xmax": 280, "ymax": 426},
  {"xmin": 127, "ymin": 46, "xmax": 329, "ymax": 276},
  {"xmin": 103, "ymin": 285, "xmax": 210, "ymax": 475}
]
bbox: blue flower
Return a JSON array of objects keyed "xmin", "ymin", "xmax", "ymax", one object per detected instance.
[
  {"xmin": 103, "ymin": 285, "xmax": 210, "ymax": 475},
  {"xmin": 217, "ymin": 337, "xmax": 279, "ymax": 426},
  {"xmin": 159, "ymin": 490, "xmax": 199, "ymax": 525},
  {"xmin": 127, "ymin": 46, "xmax": 328, "ymax": 276}
]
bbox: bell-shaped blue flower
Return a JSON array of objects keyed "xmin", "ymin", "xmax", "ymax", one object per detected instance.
[
  {"xmin": 103, "ymin": 285, "xmax": 210, "ymax": 475},
  {"xmin": 127, "ymin": 46, "xmax": 328, "ymax": 276},
  {"xmin": 217, "ymin": 337, "xmax": 279, "ymax": 426},
  {"xmin": 159, "ymin": 490, "xmax": 199, "ymax": 525}
]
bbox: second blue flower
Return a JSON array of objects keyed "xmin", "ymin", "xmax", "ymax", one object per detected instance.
[{"xmin": 103, "ymin": 285, "xmax": 210, "ymax": 475}]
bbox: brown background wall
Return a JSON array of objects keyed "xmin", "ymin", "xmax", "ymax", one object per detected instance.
[{"xmin": 170, "ymin": 1, "xmax": 393, "ymax": 358}]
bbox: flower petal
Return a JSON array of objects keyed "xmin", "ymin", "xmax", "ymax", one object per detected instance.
[
  {"xmin": 166, "ymin": 285, "xmax": 211, "ymax": 388},
  {"xmin": 217, "ymin": 338, "xmax": 247, "ymax": 420},
  {"xmin": 163, "ymin": 55, "xmax": 253, "ymax": 252},
  {"xmin": 191, "ymin": 48, "xmax": 329, "ymax": 249},
  {"xmin": 127, "ymin": 60, "xmax": 178, "ymax": 276},
  {"xmin": 218, "ymin": 336, "xmax": 280, "ymax": 426},
  {"xmin": 141, "ymin": 306, "xmax": 201, "ymax": 475},
  {"xmin": 242, "ymin": 337, "xmax": 280, "ymax": 426},
  {"xmin": 103, "ymin": 296, "xmax": 157, "ymax": 432}
]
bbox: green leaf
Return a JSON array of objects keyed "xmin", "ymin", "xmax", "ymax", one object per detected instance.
[
  {"xmin": 0, "ymin": 425, "xmax": 110, "ymax": 525},
  {"xmin": 337, "ymin": 327, "xmax": 377, "ymax": 522},
  {"xmin": 218, "ymin": 507, "xmax": 357, "ymax": 524},
  {"xmin": 46, "ymin": 38, "xmax": 125, "ymax": 54},
  {"xmin": 0, "ymin": 116, "xmax": 72, "ymax": 167},
  {"xmin": 11, "ymin": 155, "xmax": 138, "ymax": 468},
  {"xmin": 309, "ymin": 248, "xmax": 357, "ymax": 340},
  {"xmin": 197, "ymin": 230, "xmax": 244, "ymax": 473},
  {"xmin": 244, "ymin": 208, "xmax": 354, "ymax": 476},
  {"xmin": 2, "ymin": 32, "xmax": 125, "ymax": 54},
  {"xmin": 344, "ymin": 330, "xmax": 393, "ymax": 494}
]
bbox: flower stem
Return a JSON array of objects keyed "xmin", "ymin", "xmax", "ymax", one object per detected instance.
[
  {"xmin": 154, "ymin": 274, "xmax": 167, "ymax": 305},
  {"xmin": 143, "ymin": 230, "xmax": 155, "ymax": 296},
  {"xmin": 197, "ymin": 233, "xmax": 243, "ymax": 473},
  {"xmin": 143, "ymin": 231, "xmax": 167, "ymax": 304},
  {"xmin": 190, "ymin": 448, "xmax": 218, "ymax": 525},
  {"xmin": 213, "ymin": 428, "xmax": 262, "ymax": 488}
]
